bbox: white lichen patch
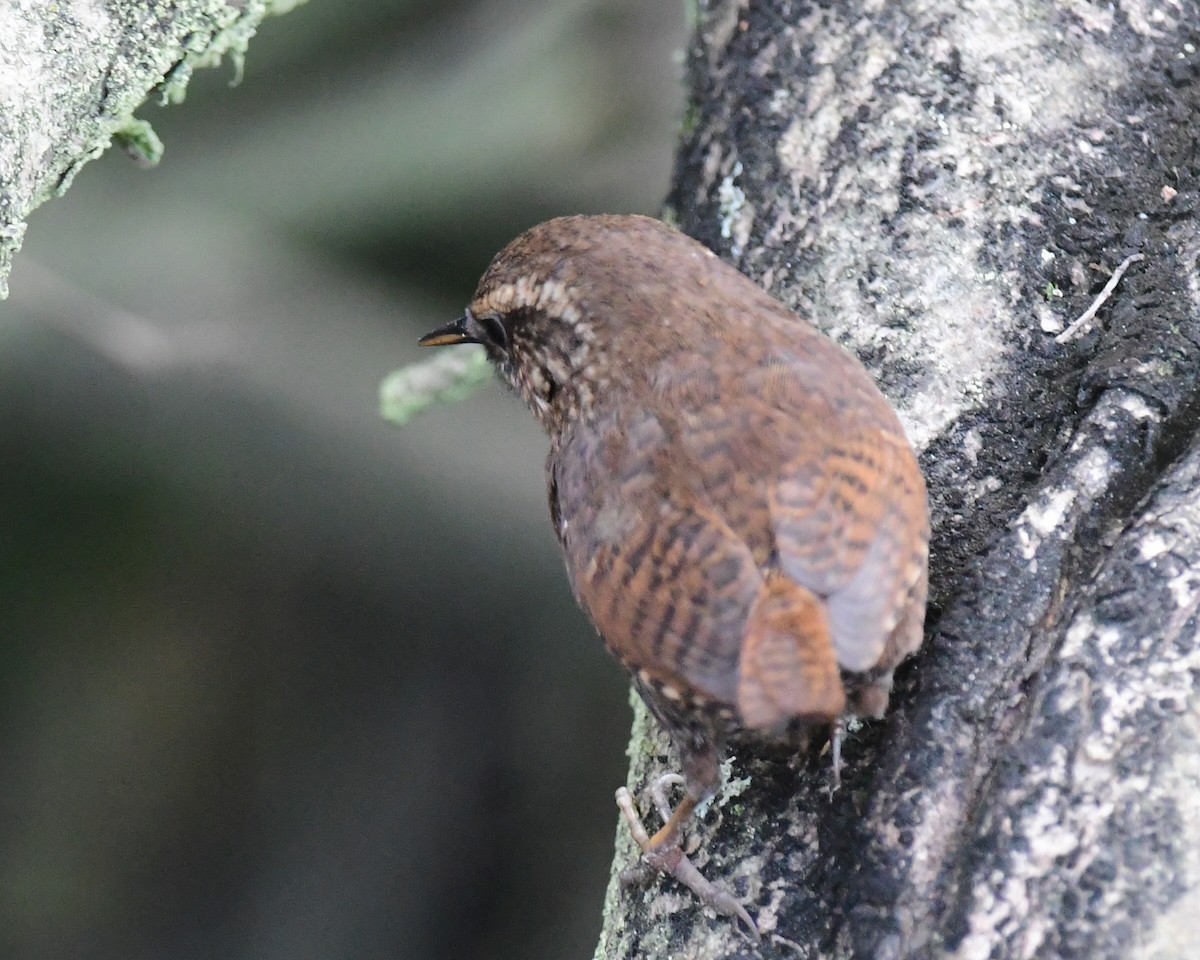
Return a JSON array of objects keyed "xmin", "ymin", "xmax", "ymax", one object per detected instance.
[
  {"xmin": 1058, "ymin": 612, "xmax": 1096, "ymax": 660},
  {"xmin": 1116, "ymin": 390, "xmax": 1159, "ymax": 422},
  {"xmin": 1168, "ymin": 569, "xmax": 1198, "ymax": 610},
  {"xmin": 1013, "ymin": 445, "xmax": 1113, "ymax": 563},
  {"xmin": 752, "ymin": 882, "xmax": 789, "ymax": 938},
  {"xmin": 963, "ymin": 427, "xmax": 984, "ymax": 464},
  {"xmin": 1016, "ymin": 487, "xmax": 1078, "ymax": 560},
  {"xmin": 717, "ymin": 160, "xmax": 752, "ymax": 258},
  {"xmin": 965, "ymin": 475, "xmax": 1003, "ymax": 506},
  {"xmin": 1038, "ymin": 301, "xmax": 1065, "ymax": 334},
  {"xmin": 1069, "ymin": 445, "xmax": 1116, "ymax": 499},
  {"xmin": 1138, "ymin": 531, "xmax": 1172, "ymax": 561},
  {"xmin": 717, "ymin": 755, "xmax": 753, "ymax": 803}
]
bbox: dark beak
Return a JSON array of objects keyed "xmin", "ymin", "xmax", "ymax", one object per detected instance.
[{"xmin": 419, "ymin": 314, "xmax": 477, "ymax": 347}]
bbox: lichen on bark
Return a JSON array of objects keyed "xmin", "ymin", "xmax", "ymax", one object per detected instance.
[{"xmin": 0, "ymin": 0, "xmax": 303, "ymax": 298}]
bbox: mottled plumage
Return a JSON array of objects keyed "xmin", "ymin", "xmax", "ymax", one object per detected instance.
[{"xmin": 420, "ymin": 214, "xmax": 929, "ymax": 938}]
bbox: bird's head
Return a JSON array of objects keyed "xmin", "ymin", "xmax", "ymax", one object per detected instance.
[{"xmin": 420, "ymin": 214, "xmax": 728, "ymax": 432}]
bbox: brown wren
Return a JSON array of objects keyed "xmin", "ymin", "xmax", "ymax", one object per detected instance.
[{"xmin": 420, "ymin": 214, "xmax": 929, "ymax": 939}]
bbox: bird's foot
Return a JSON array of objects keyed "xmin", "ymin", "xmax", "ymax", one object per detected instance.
[{"xmin": 615, "ymin": 776, "xmax": 760, "ymax": 943}]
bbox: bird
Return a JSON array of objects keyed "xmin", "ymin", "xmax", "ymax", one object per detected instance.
[{"xmin": 419, "ymin": 213, "xmax": 929, "ymax": 939}]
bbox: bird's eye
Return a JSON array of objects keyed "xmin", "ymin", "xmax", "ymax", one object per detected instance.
[{"xmin": 477, "ymin": 314, "xmax": 509, "ymax": 350}]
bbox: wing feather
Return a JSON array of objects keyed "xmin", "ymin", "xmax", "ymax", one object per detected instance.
[
  {"xmin": 548, "ymin": 335, "xmax": 927, "ymax": 719},
  {"xmin": 551, "ymin": 410, "xmax": 761, "ymax": 705}
]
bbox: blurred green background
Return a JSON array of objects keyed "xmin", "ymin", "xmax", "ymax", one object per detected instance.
[{"xmin": 1, "ymin": 2, "xmax": 685, "ymax": 958}]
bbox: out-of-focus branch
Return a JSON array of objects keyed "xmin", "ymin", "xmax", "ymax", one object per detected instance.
[
  {"xmin": 0, "ymin": 0, "xmax": 304, "ymax": 298},
  {"xmin": 380, "ymin": 348, "xmax": 493, "ymax": 426}
]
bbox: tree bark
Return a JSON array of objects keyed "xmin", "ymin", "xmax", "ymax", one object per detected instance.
[
  {"xmin": 596, "ymin": 3, "xmax": 1200, "ymax": 958},
  {"xmin": 0, "ymin": 0, "xmax": 300, "ymax": 298}
]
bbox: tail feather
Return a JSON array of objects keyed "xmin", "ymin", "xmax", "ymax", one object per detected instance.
[{"xmin": 737, "ymin": 574, "xmax": 846, "ymax": 730}]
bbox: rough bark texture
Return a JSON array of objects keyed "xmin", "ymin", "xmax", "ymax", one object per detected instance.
[
  {"xmin": 596, "ymin": 2, "xmax": 1200, "ymax": 958},
  {"xmin": 0, "ymin": 0, "xmax": 300, "ymax": 298}
]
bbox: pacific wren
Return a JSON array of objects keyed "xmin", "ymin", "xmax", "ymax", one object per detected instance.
[{"xmin": 420, "ymin": 214, "xmax": 929, "ymax": 939}]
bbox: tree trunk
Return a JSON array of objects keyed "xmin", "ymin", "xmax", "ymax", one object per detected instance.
[{"xmin": 596, "ymin": 3, "xmax": 1200, "ymax": 958}]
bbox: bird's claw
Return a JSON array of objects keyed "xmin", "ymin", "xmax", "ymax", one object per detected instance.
[{"xmin": 615, "ymin": 785, "xmax": 761, "ymax": 943}]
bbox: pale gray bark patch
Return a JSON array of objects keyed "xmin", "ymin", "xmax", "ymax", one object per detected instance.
[
  {"xmin": 599, "ymin": 1, "xmax": 1200, "ymax": 958},
  {"xmin": 0, "ymin": 0, "xmax": 302, "ymax": 298}
]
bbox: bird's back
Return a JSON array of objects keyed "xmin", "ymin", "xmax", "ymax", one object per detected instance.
[{"xmin": 549, "ymin": 297, "xmax": 928, "ymax": 730}]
